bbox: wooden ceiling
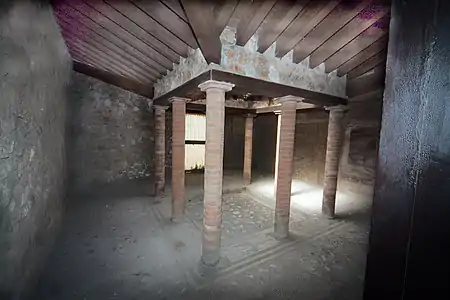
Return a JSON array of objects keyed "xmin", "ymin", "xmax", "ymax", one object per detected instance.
[{"xmin": 52, "ymin": 0, "xmax": 391, "ymax": 98}]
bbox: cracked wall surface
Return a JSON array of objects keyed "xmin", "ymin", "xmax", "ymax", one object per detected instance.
[
  {"xmin": 0, "ymin": 1, "xmax": 72, "ymax": 298},
  {"xmin": 154, "ymin": 27, "xmax": 347, "ymax": 99},
  {"xmin": 68, "ymin": 72, "xmax": 155, "ymax": 194}
]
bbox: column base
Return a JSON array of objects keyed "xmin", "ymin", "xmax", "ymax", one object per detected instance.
[
  {"xmin": 171, "ymin": 215, "xmax": 185, "ymax": 223},
  {"xmin": 273, "ymin": 221, "xmax": 290, "ymax": 240},
  {"xmin": 201, "ymin": 250, "xmax": 221, "ymax": 267}
]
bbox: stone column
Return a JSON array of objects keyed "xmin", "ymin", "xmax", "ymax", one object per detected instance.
[
  {"xmin": 274, "ymin": 96, "xmax": 300, "ymax": 239},
  {"xmin": 198, "ymin": 80, "xmax": 234, "ymax": 266},
  {"xmin": 154, "ymin": 105, "xmax": 168, "ymax": 196},
  {"xmin": 322, "ymin": 105, "xmax": 346, "ymax": 218},
  {"xmin": 243, "ymin": 114, "xmax": 256, "ymax": 185},
  {"xmin": 170, "ymin": 97, "xmax": 187, "ymax": 222}
]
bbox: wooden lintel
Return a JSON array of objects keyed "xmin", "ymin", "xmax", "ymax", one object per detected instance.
[{"xmin": 73, "ymin": 61, "xmax": 154, "ymax": 99}]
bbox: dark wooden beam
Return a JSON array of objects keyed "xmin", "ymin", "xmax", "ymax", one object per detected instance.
[
  {"xmin": 257, "ymin": 0, "xmax": 307, "ymax": 54},
  {"xmin": 275, "ymin": 0, "xmax": 337, "ymax": 58},
  {"xmin": 186, "ymin": 103, "xmax": 256, "ymax": 115},
  {"xmin": 236, "ymin": 0, "xmax": 277, "ymax": 46},
  {"xmin": 73, "ymin": 61, "xmax": 154, "ymax": 98},
  {"xmin": 338, "ymin": 37, "xmax": 388, "ymax": 75},
  {"xmin": 293, "ymin": 0, "xmax": 371, "ymax": 63},
  {"xmin": 160, "ymin": 0, "xmax": 188, "ymax": 22},
  {"xmin": 347, "ymin": 52, "xmax": 387, "ymax": 80},
  {"xmin": 152, "ymin": 69, "xmax": 347, "ymax": 107},
  {"xmin": 309, "ymin": 4, "xmax": 389, "ymax": 68},
  {"xmin": 55, "ymin": 3, "xmax": 169, "ymax": 72},
  {"xmin": 211, "ymin": 69, "xmax": 347, "ymax": 107},
  {"xmin": 131, "ymin": 0, "xmax": 198, "ymax": 49},
  {"xmin": 214, "ymin": 0, "xmax": 238, "ymax": 35},
  {"xmin": 181, "ymin": 0, "xmax": 222, "ymax": 64},
  {"xmin": 346, "ymin": 66, "xmax": 385, "ymax": 97},
  {"xmin": 105, "ymin": 0, "xmax": 190, "ymax": 57},
  {"xmin": 68, "ymin": 47, "xmax": 124, "ymax": 79},
  {"xmin": 324, "ymin": 16, "xmax": 389, "ymax": 73}
]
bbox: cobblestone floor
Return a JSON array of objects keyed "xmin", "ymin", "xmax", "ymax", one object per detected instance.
[{"xmin": 33, "ymin": 174, "xmax": 371, "ymax": 300}]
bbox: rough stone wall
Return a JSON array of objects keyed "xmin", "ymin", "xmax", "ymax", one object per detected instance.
[
  {"xmin": 0, "ymin": 1, "xmax": 72, "ymax": 298},
  {"xmin": 68, "ymin": 72, "xmax": 154, "ymax": 193}
]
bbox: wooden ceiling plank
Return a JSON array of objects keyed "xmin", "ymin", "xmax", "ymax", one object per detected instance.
[
  {"xmin": 60, "ymin": 29, "xmax": 152, "ymax": 83},
  {"xmin": 181, "ymin": 0, "xmax": 222, "ymax": 64},
  {"xmin": 257, "ymin": 0, "xmax": 308, "ymax": 54},
  {"xmin": 347, "ymin": 52, "xmax": 386, "ymax": 79},
  {"xmin": 324, "ymin": 16, "xmax": 389, "ymax": 72},
  {"xmin": 214, "ymin": 0, "xmax": 239, "ymax": 35},
  {"xmin": 104, "ymin": 0, "xmax": 190, "ymax": 57},
  {"xmin": 309, "ymin": 4, "xmax": 389, "ymax": 68},
  {"xmin": 55, "ymin": 9, "xmax": 163, "ymax": 78},
  {"xmin": 56, "ymin": 3, "xmax": 169, "ymax": 72},
  {"xmin": 76, "ymin": 0, "xmax": 181, "ymax": 62},
  {"xmin": 160, "ymin": 0, "xmax": 188, "ymax": 22},
  {"xmin": 73, "ymin": 61, "xmax": 154, "ymax": 98},
  {"xmin": 337, "ymin": 36, "xmax": 388, "ymax": 75},
  {"xmin": 68, "ymin": 0, "xmax": 178, "ymax": 66},
  {"xmin": 131, "ymin": 0, "xmax": 198, "ymax": 49},
  {"xmin": 293, "ymin": 0, "xmax": 371, "ymax": 63},
  {"xmin": 57, "ymin": 17, "xmax": 157, "ymax": 82},
  {"xmin": 63, "ymin": 36, "xmax": 139, "ymax": 81},
  {"xmin": 275, "ymin": 0, "xmax": 339, "ymax": 58},
  {"xmin": 69, "ymin": 49, "xmax": 122, "ymax": 79},
  {"xmin": 227, "ymin": 0, "xmax": 254, "ymax": 29},
  {"xmin": 236, "ymin": 0, "xmax": 277, "ymax": 46}
]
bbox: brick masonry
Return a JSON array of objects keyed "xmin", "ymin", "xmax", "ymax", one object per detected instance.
[
  {"xmin": 199, "ymin": 81, "xmax": 234, "ymax": 266},
  {"xmin": 154, "ymin": 106, "xmax": 167, "ymax": 196},
  {"xmin": 322, "ymin": 107, "xmax": 345, "ymax": 217},
  {"xmin": 274, "ymin": 98, "xmax": 298, "ymax": 238},
  {"xmin": 0, "ymin": 1, "xmax": 71, "ymax": 298},
  {"xmin": 171, "ymin": 98, "xmax": 186, "ymax": 221},
  {"xmin": 253, "ymin": 99, "xmax": 382, "ymax": 196},
  {"xmin": 68, "ymin": 72, "xmax": 154, "ymax": 194}
]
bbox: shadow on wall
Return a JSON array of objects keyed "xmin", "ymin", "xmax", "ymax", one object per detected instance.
[{"xmin": 67, "ymin": 72, "xmax": 155, "ymax": 197}]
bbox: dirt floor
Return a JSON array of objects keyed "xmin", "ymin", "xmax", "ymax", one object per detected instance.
[{"xmin": 33, "ymin": 172, "xmax": 372, "ymax": 300}]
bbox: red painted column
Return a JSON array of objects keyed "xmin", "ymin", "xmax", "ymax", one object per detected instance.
[
  {"xmin": 154, "ymin": 105, "xmax": 168, "ymax": 196},
  {"xmin": 198, "ymin": 80, "xmax": 234, "ymax": 266},
  {"xmin": 170, "ymin": 97, "xmax": 187, "ymax": 222},
  {"xmin": 274, "ymin": 96, "xmax": 300, "ymax": 238},
  {"xmin": 243, "ymin": 114, "xmax": 255, "ymax": 185},
  {"xmin": 322, "ymin": 105, "xmax": 346, "ymax": 218}
]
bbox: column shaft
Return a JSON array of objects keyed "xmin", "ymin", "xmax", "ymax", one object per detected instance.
[
  {"xmin": 274, "ymin": 100, "xmax": 297, "ymax": 238},
  {"xmin": 274, "ymin": 112, "xmax": 282, "ymax": 195},
  {"xmin": 171, "ymin": 99, "xmax": 186, "ymax": 221},
  {"xmin": 243, "ymin": 115, "xmax": 255, "ymax": 184},
  {"xmin": 154, "ymin": 106, "xmax": 166, "ymax": 196},
  {"xmin": 199, "ymin": 80, "xmax": 234, "ymax": 266},
  {"xmin": 322, "ymin": 107, "xmax": 345, "ymax": 218}
]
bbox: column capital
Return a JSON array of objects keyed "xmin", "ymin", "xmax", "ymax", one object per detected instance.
[
  {"xmin": 273, "ymin": 110, "xmax": 282, "ymax": 115},
  {"xmin": 325, "ymin": 104, "xmax": 347, "ymax": 112},
  {"xmin": 198, "ymin": 80, "xmax": 235, "ymax": 92},
  {"xmin": 275, "ymin": 95, "xmax": 304, "ymax": 103},
  {"xmin": 168, "ymin": 96, "xmax": 190, "ymax": 103},
  {"xmin": 153, "ymin": 105, "xmax": 169, "ymax": 111},
  {"xmin": 244, "ymin": 113, "xmax": 257, "ymax": 118}
]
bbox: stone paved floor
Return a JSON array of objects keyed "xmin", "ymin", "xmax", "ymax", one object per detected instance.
[{"xmin": 33, "ymin": 173, "xmax": 371, "ymax": 299}]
